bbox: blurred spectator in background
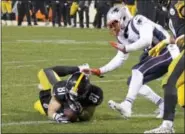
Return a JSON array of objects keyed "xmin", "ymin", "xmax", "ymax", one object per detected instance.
[
  {"xmin": 78, "ymin": 0, "xmax": 91, "ymax": 28},
  {"xmin": 93, "ymin": 0, "xmax": 113, "ymax": 29},
  {"xmin": 17, "ymin": 0, "xmax": 31, "ymax": 26},
  {"xmin": 61, "ymin": 0, "xmax": 72, "ymax": 27},
  {"xmin": 30, "ymin": 0, "xmax": 50, "ymax": 26},
  {"xmin": 154, "ymin": 0, "xmax": 171, "ymax": 29},
  {"xmin": 1, "ymin": 0, "xmax": 13, "ymax": 25},
  {"xmin": 51, "ymin": 0, "xmax": 62, "ymax": 27},
  {"xmin": 2, "ymin": 0, "xmax": 174, "ymax": 29},
  {"xmin": 70, "ymin": 0, "xmax": 79, "ymax": 27},
  {"xmin": 123, "ymin": 0, "xmax": 136, "ymax": 16},
  {"xmin": 136, "ymin": 0, "xmax": 156, "ymax": 21}
]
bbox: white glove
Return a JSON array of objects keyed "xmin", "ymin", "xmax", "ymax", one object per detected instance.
[
  {"xmin": 52, "ymin": 113, "xmax": 70, "ymax": 123},
  {"xmin": 78, "ymin": 63, "xmax": 90, "ymax": 72}
]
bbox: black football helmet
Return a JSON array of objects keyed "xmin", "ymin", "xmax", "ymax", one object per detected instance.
[{"xmin": 65, "ymin": 72, "xmax": 90, "ymax": 101}]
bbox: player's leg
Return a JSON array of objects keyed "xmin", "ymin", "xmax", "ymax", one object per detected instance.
[
  {"xmin": 34, "ymin": 90, "xmax": 52, "ymax": 115},
  {"xmin": 177, "ymin": 83, "xmax": 184, "ymax": 108},
  {"xmin": 34, "ymin": 100, "xmax": 46, "ymax": 115},
  {"xmin": 37, "ymin": 68, "xmax": 61, "ymax": 90},
  {"xmin": 144, "ymin": 51, "xmax": 184, "ymax": 133},
  {"xmin": 109, "ymin": 49, "xmax": 172, "ymax": 118},
  {"xmin": 6, "ymin": 1, "xmax": 12, "ymax": 25},
  {"xmin": 1, "ymin": 1, "xmax": 8, "ymax": 25}
]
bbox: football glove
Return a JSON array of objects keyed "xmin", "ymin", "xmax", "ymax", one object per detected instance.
[
  {"xmin": 109, "ymin": 41, "xmax": 127, "ymax": 53},
  {"xmin": 82, "ymin": 68, "xmax": 101, "ymax": 77},
  {"xmin": 53, "ymin": 113, "xmax": 70, "ymax": 123},
  {"xmin": 149, "ymin": 40, "xmax": 168, "ymax": 57},
  {"xmin": 91, "ymin": 68, "xmax": 101, "ymax": 76}
]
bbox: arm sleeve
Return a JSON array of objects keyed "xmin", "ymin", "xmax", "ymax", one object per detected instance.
[
  {"xmin": 125, "ymin": 23, "xmax": 154, "ymax": 52},
  {"xmin": 49, "ymin": 66, "xmax": 79, "ymax": 77},
  {"xmin": 99, "ymin": 50, "xmax": 129, "ymax": 74}
]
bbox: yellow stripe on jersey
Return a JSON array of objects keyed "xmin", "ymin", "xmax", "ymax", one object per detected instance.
[
  {"xmin": 72, "ymin": 73, "xmax": 84, "ymax": 94},
  {"xmin": 175, "ymin": 1, "xmax": 185, "ymax": 19}
]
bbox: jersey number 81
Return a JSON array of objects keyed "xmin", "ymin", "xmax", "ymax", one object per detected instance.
[{"xmin": 89, "ymin": 93, "xmax": 100, "ymax": 103}]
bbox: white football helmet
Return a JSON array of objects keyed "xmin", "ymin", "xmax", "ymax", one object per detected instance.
[{"xmin": 107, "ymin": 5, "xmax": 133, "ymax": 29}]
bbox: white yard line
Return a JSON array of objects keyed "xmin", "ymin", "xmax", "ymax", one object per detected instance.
[
  {"xmin": 2, "ymin": 57, "xmax": 111, "ymax": 65},
  {"xmin": 1, "ymin": 79, "xmax": 127, "ymax": 88},
  {"xmin": 6, "ymin": 65, "xmax": 36, "ymax": 69},
  {"xmin": 1, "ymin": 121, "xmax": 55, "ymax": 126},
  {"xmin": 2, "ymin": 40, "xmax": 108, "ymax": 45},
  {"xmin": 1, "ymin": 114, "xmax": 156, "ymax": 127}
]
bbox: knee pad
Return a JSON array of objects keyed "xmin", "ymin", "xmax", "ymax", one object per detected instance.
[
  {"xmin": 34, "ymin": 100, "xmax": 46, "ymax": 116},
  {"xmin": 178, "ymin": 84, "xmax": 184, "ymax": 107}
]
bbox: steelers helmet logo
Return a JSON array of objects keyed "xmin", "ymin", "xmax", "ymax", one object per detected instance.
[{"xmin": 170, "ymin": 8, "xmax": 175, "ymax": 16}]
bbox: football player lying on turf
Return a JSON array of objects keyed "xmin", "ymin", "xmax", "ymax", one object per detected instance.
[
  {"xmin": 34, "ymin": 64, "xmax": 103, "ymax": 123},
  {"xmin": 83, "ymin": 5, "xmax": 180, "ymax": 119}
]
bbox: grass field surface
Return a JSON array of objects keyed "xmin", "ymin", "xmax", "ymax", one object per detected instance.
[{"xmin": 1, "ymin": 27, "xmax": 184, "ymax": 133}]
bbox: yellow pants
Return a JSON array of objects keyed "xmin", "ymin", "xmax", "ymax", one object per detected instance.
[
  {"xmin": 162, "ymin": 50, "xmax": 184, "ymax": 107},
  {"xmin": 126, "ymin": 4, "xmax": 136, "ymax": 16},
  {"xmin": 1, "ymin": 1, "xmax": 12, "ymax": 13},
  {"xmin": 34, "ymin": 69, "xmax": 61, "ymax": 115},
  {"xmin": 34, "ymin": 100, "xmax": 47, "ymax": 116}
]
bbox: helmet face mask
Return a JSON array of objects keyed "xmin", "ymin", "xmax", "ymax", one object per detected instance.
[
  {"xmin": 65, "ymin": 72, "xmax": 90, "ymax": 101},
  {"xmin": 107, "ymin": 5, "xmax": 132, "ymax": 35}
]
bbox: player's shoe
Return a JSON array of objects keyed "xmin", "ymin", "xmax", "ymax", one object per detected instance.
[
  {"xmin": 144, "ymin": 125, "xmax": 175, "ymax": 134},
  {"xmin": 108, "ymin": 100, "xmax": 132, "ymax": 118},
  {"xmin": 78, "ymin": 63, "xmax": 90, "ymax": 72}
]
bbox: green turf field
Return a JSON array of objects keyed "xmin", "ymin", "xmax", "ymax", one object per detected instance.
[{"xmin": 1, "ymin": 27, "xmax": 184, "ymax": 133}]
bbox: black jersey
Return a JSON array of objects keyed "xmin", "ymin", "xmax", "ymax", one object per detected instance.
[
  {"xmin": 169, "ymin": 0, "xmax": 185, "ymax": 37},
  {"xmin": 53, "ymin": 80, "xmax": 103, "ymax": 108}
]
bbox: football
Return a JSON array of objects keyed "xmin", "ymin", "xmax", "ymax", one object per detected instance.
[{"xmin": 64, "ymin": 108, "xmax": 78, "ymax": 122}]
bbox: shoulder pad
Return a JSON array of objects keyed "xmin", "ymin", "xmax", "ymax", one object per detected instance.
[{"xmin": 133, "ymin": 15, "xmax": 146, "ymax": 25}]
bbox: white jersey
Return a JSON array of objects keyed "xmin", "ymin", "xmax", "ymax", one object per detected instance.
[{"xmin": 100, "ymin": 15, "xmax": 179, "ymax": 74}]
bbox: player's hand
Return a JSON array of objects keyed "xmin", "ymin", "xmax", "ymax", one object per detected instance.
[
  {"xmin": 91, "ymin": 68, "xmax": 101, "ymax": 76},
  {"xmin": 149, "ymin": 40, "xmax": 167, "ymax": 57},
  {"xmin": 82, "ymin": 68, "xmax": 101, "ymax": 76},
  {"xmin": 109, "ymin": 41, "xmax": 127, "ymax": 53},
  {"xmin": 53, "ymin": 113, "xmax": 70, "ymax": 123}
]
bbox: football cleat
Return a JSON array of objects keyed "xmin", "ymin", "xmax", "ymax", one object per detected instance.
[
  {"xmin": 144, "ymin": 125, "xmax": 175, "ymax": 134},
  {"xmin": 108, "ymin": 100, "xmax": 132, "ymax": 118}
]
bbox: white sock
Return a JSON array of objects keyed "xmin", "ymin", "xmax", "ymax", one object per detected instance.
[
  {"xmin": 125, "ymin": 70, "xmax": 144, "ymax": 106},
  {"xmin": 162, "ymin": 120, "xmax": 173, "ymax": 128},
  {"xmin": 139, "ymin": 85, "xmax": 163, "ymax": 107}
]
